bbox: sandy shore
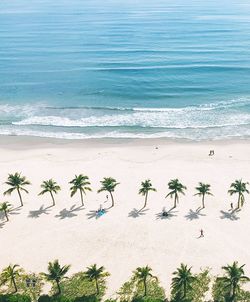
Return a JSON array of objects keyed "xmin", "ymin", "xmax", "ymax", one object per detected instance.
[{"xmin": 0, "ymin": 136, "xmax": 250, "ymax": 298}]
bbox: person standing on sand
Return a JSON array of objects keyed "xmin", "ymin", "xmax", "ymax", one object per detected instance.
[{"xmin": 200, "ymin": 229, "xmax": 204, "ymax": 238}]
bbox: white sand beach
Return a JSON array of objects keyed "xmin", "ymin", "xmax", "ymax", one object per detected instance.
[{"xmin": 0, "ymin": 137, "xmax": 250, "ymax": 298}]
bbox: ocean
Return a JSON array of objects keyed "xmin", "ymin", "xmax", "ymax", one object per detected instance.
[{"xmin": 1, "ymin": 0, "xmax": 250, "ymax": 140}]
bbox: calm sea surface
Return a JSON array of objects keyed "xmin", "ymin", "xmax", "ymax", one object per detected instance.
[{"xmin": 1, "ymin": 0, "xmax": 250, "ymax": 140}]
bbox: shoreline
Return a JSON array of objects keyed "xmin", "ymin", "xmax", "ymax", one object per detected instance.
[{"xmin": 0, "ymin": 135, "xmax": 250, "ymax": 150}]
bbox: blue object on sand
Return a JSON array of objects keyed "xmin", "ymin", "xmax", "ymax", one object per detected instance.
[{"xmin": 96, "ymin": 209, "xmax": 106, "ymax": 218}]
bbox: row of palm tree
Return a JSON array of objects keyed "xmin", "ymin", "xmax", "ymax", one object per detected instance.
[
  {"xmin": 1, "ymin": 173, "xmax": 118, "ymax": 209},
  {"xmin": 1, "ymin": 260, "xmax": 249, "ymax": 302},
  {"xmin": 1, "ymin": 173, "xmax": 249, "ymax": 217},
  {"xmin": 0, "ymin": 261, "xmax": 108, "ymax": 296}
]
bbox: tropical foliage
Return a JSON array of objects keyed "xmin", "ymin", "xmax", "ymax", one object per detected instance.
[
  {"xmin": 183, "ymin": 269, "xmax": 210, "ymax": 302},
  {"xmin": 58, "ymin": 272, "xmax": 106, "ymax": 300},
  {"xmin": 118, "ymin": 268, "xmax": 164, "ymax": 302},
  {"xmin": 69, "ymin": 175, "xmax": 91, "ymax": 206},
  {"xmin": 194, "ymin": 183, "xmax": 213, "ymax": 209},
  {"xmin": 171, "ymin": 264, "xmax": 196, "ymax": 300},
  {"xmin": 133, "ymin": 266, "xmax": 158, "ymax": 297},
  {"xmin": 0, "ymin": 262, "xmax": 249, "ymax": 302},
  {"xmin": 84, "ymin": 265, "xmax": 109, "ymax": 296},
  {"xmin": 166, "ymin": 179, "xmax": 187, "ymax": 208},
  {"xmin": 3, "ymin": 173, "xmax": 30, "ymax": 207},
  {"xmin": 0, "ymin": 294, "xmax": 31, "ymax": 302},
  {"xmin": 43, "ymin": 260, "xmax": 70, "ymax": 296},
  {"xmin": 0, "ymin": 202, "xmax": 11, "ymax": 222},
  {"xmin": 97, "ymin": 177, "xmax": 120, "ymax": 208},
  {"xmin": 139, "ymin": 180, "xmax": 156, "ymax": 209},
  {"xmin": 0, "ymin": 265, "xmax": 23, "ymax": 293},
  {"xmin": 18, "ymin": 273, "xmax": 44, "ymax": 302},
  {"xmin": 39, "ymin": 180, "xmax": 61, "ymax": 207},
  {"xmin": 228, "ymin": 180, "xmax": 249, "ymax": 209},
  {"xmin": 214, "ymin": 261, "xmax": 249, "ymax": 302}
]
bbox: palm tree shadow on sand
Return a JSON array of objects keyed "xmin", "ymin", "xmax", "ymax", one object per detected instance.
[
  {"xmin": 128, "ymin": 208, "xmax": 149, "ymax": 218},
  {"xmin": 9, "ymin": 207, "xmax": 21, "ymax": 217},
  {"xmin": 0, "ymin": 212, "xmax": 6, "ymax": 228},
  {"xmin": 55, "ymin": 205, "xmax": 84, "ymax": 220},
  {"xmin": 220, "ymin": 210, "xmax": 240, "ymax": 221},
  {"xmin": 185, "ymin": 209, "xmax": 206, "ymax": 221},
  {"xmin": 0, "ymin": 212, "xmax": 5, "ymax": 221},
  {"xmin": 155, "ymin": 207, "xmax": 178, "ymax": 220},
  {"xmin": 28, "ymin": 205, "xmax": 52, "ymax": 218}
]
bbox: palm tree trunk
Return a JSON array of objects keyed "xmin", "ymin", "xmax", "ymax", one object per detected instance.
[
  {"xmin": 143, "ymin": 192, "xmax": 148, "ymax": 208},
  {"xmin": 56, "ymin": 280, "xmax": 61, "ymax": 295},
  {"xmin": 174, "ymin": 194, "xmax": 177, "ymax": 208},
  {"xmin": 80, "ymin": 189, "xmax": 84, "ymax": 206},
  {"xmin": 12, "ymin": 276, "xmax": 17, "ymax": 293},
  {"xmin": 237, "ymin": 194, "xmax": 241, "ymax": 209},
  {"xmin": 110, "ymin": 192, "xmax": 114, "ymax": 207},
  {"xmin": 95, "ymin": 277, "xmax": 99, "ymax": 295},
  {"xmin": 202, "ymin": 195, "xmax": 205, "ymax": 208},
  {"xmin": 50, "ymin": 192, "xmax": 55, "ymax": 206},
  {"xmin": 183, "ymin": 281, "xmax": 187, "ymax": 298},
  {"xmin": 231, "ymin": 283, "xmax": 236, "ymax": 302},
  {"xmin": 4, "ymin": 209, "xmax": 8, "ymax": 222},
  {"xmin": 143, "ymin": 278, "xmax": 147, "ymax": 297},
  {"xmin": 17, "ymin": 188, "xmax": 23, "ymax": 207}
]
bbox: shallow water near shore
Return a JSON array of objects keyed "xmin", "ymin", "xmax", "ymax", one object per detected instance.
[{"xmin": 1, "ymin": 0, "xmax": 250, "ymax": 140}]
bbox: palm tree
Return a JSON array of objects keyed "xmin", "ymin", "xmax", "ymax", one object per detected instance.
[
  {"xmin": 4, "ymin": 173, "xmax": 30, "ymax": 207},
  {"xmin": 0, "ymin": 202, "xmax": 11, "ymax": 222},
  {"xmin": 97, "ymin": 177, "xmax": 120, "ymax": 208},
  {"xmin": 139, "ymin": 180, "xmax": 156, "ymax": 209},
  {"xmin": 219, "ymin": 261, "xmax": 249, "ymax": 302},
  {"xmin": 194, "ymin": 182, "xmax": 213, "ymax": 209},
  {"xmin": 1, "ymin": 264, "xmax": 22, "ymax": 293},
  {"xmin": 43, "ymin": 260, "xmax": 70, "ymax": 295},
  {"xmin": 134, "ymin": 266, "xmax": 157, "ymax": 297},
  {"xmin": 171, "ymin": 263, "xmax": 195, "ymax": 299},
  {"xmin": 228, "ymin": 180, "xmax": 249, "ymax": 209},
  {"xmin": 69, "ymin": 175, "xmax": 92, "ymax": 206},
  {"xmin": 85, "ymin": 264, "xmax": 109, "ymax": 295},
  {"xmin": 39, "ymin": 179, "xmax": 61, "ymax": 207},
  {"xmin": 166, "ymin": 179, "xmax": 187, "ymax": 209}
]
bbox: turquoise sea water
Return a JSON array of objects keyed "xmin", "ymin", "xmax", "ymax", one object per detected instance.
[{"xmin": 1, "ymin": 0, "xmax": 250, "ymax": 140}]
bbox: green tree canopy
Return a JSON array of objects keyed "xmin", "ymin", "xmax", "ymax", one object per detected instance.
[
  {"xmin": 166, "ymin": 179, "xmax": 187, "ymax": 208},
  {"xmin": 43, "ymin": 260, "xmax": 70, "ymax": 296},
  {"xmin": 194, "ymin": 183, "xmax": 213, "ymax": 209},
  {"xmin": 228, "ymin": 180, "xmax": 249, "ymax": 209},
  {"xmin": 69, "ymin": 175, "xmax": 91, "ymax": 206},
  {"xmin": 84, "ymin": 265, "xmax": 109, "ymax": 296},
  {"xmin": 139, "ymin": 180, "xmax": 156, "ymax": 209},
  {"xmin": 98, "ymin": 177, "xmax": 120, "ymax": 208},
  {"xmin": 39, "ymin": 180, "xmax": 61, "ymax": 207},
  {"xmin": 4, "ymin": 173, "xmax": 30, "ymax": 207}
]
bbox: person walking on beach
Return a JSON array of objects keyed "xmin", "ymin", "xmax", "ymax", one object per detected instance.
[{"xmin": 200, "ymin": 229, "xmax": 204, "ymax": 238}]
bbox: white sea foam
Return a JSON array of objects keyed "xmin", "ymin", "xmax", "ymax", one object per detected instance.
[
  {"xmin": 1, "ymin": 98, "xmax": 250, "ymax": 140},
  {"xmin": 12, "ymin": 110, "xmax": 250, "ymax": 129},
  {"xmin": 1, "ymin": 126, "xmax": 250, "ymax": 141}
]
